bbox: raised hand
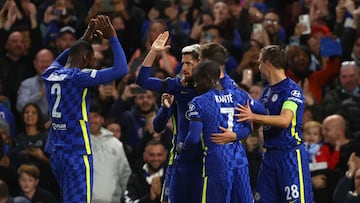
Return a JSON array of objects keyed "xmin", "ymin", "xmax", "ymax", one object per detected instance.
[
  {"xmin": 96, "ymin": 15, "xmax": 116, "ymax": 39},
  {"xmin": 150, "ymin": 31, "xmax": 171, "ymax": 52},
  {"xmin": 81, "ymin": 18, "xmax": 98, "ymax": 42},
  {"xmin": 161, "ymin": 93, "xmax": 174, "ymax": 108}
]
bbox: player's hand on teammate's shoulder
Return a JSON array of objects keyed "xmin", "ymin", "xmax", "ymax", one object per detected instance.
[{"xmin": 96, "ymin": 15, "xmax": 116, "ymax": 39}]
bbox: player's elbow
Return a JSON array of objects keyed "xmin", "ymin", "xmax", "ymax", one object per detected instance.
[{"xmin": 277, "ymin": 119, "xmax": 291, "ymax": 128}]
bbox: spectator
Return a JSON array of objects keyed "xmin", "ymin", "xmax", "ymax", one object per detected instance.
[
  {"xmin": 322, "ymin": 114, "xmax": 350, "ymax": 175},
  {"xmin": 322, "ymin": 61, "xmax": 360, "ymax": 119},
  {"xmin": 0, "ymin": 179, "xmax": 11, "ymax": 203},
  {"xmin": 338, "ymin": 91, "xmax": 360, "ymax": 140},
  {"xmin": 0, "ymin": 97, "xmax": 16, "ymax": 139},
  {"xmin": 104, "ymin": 118, "xmax": 122, "ymax": 140},
  {"xmin": 117, "ymin": 89, "xmax": 159, "ymax": 166},
  {"xmin": 123, "ymin": 140, "xmax": 167, "ymax": 203},
  {"xmin": 16, "ymin": 49, "xmax": 54, "ymax": 124},
  {"xmin": 303, "ymin": 120, "xmax": 338, "ymax": 203},
  {"xmin": 16, "ymin": 164, "xmax": 58, "ymax": 203},
  {"xmin": 0, "ymin": 119, "xmax": 19, "ymax": 197},
  {"xmin": 333, "ymin": 152, "xmax": 360, "ymax": 203},
  {"xmin": 0, "ymin": 29, "xmax": 42, "ymax": 118},
  {"xmin": 251, "ymin": 9, "xmax": 286, "ymax": 48},
  {"xmin": 285, "ymin": 45, "xmax": 340, "ymax": 104},
  {"xmin": 11, "ymin": 103, "xmax": 59, "ymax": 200},
  {"xmin": 47, "ymin": 26, "xmax": 76, "ymax": 57},
  {"xmin": 89, "ymin": 102, "xmax": 131, "ymax": 203}
]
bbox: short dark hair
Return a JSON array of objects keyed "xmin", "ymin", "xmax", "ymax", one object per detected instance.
[
  {"xmin": 192, "ymin": 61, "xmax": 221, "ymax": 94},
  {"xmin": 69, "ymin": 40, "xmax": 94, "ymax": 62},
  {"xmin": 260, "ymin": 45, "xmax": 287, "ymax": 69},
  {"xmin": 200, "ymin": 43, "xmax": 227, "ymax": 66}
]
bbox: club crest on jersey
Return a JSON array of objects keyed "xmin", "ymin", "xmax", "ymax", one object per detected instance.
[
  {"xmin": 185, "ymin": 103, "xmax": 197, "ymax": 120},
  {"xmin": 291, "ymin": 90, "xmax": 301, "ymax": 97},
  {"xmin": 271, "ymin": 94, "xmax": 278, "ymax": 102}
]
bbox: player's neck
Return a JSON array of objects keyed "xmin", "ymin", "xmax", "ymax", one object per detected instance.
[{"xmin": 268, "ymin": 70, "xmax": 286, "ymax": 85}]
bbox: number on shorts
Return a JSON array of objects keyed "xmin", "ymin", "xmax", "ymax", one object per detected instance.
[{"xmin": 284, "ymin": 184, "xmax": 299, "ymax": 200}]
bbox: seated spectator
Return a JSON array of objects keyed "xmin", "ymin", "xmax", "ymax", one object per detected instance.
[
  {"xmin": 333, "ymin": 152, "xmax": 360, "ymax": 203},
  {"xmin": 89, "ymin": 102, "xmax": 131, "ymax": 202},
  {"xmin": 16, "ymin": 164, "xmax": 58, "ymax": 203},
  {"xmin": 123, "ymin": 140, "xmax": 167, "ymax": 203}
]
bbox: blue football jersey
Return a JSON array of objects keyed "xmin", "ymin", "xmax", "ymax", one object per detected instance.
[
  {"xmin": 42, "ymin": 37, "xmax": 128, "ymax": 155},
  {"xmin": 260, "ymin": 77, "xmax": 304, "ymax": 149},
  {"xmin": 184, "ymin": 88, "xmax": 252, "ymax": 174}
]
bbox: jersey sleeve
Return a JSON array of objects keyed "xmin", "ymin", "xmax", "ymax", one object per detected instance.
[
  {"xmin": 183, "ymin": 101, "xmax": 203, "ymax": 148},
  {"xmin": 136, "ymin": 66, "xmax": 164, "ymax": 92},
  {"xmin": 249, "ymin": 98, "xmax": 267, "ymax": 115},
  {"xmin": 282, "ymin": 88, "xmax": 303, "ymax": 114},
  {"xmin": 75, "ymin": 36, "xmax": 128, "ymax": 87},
  {"xmin": 153, "ymin": 105, "xmax": 173, "ymax": 133}
]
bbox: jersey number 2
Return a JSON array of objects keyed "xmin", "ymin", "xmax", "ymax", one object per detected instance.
[{"xmin": 51, "ymin": 83, "xmax": 62, "ymax": 118}]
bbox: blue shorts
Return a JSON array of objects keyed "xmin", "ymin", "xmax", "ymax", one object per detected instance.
[
  {"xmin": 50, "ymin": 153, "xmax": 93, "ymax": 203},
  {"xmin": 254, "ymin": 145, "xmax": 313, "ymax": 203},
  {"xmin": 170, "ymin": 159, "xmax": 202, "ymax": 203},
  {"xmin": 203, "ymin": 166, "xmax": 253, "ymax": 203}
]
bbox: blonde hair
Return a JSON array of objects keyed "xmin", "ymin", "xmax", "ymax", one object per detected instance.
[{"xmin": 303, "ymin": 121, "xmax": 322, "ymax": 132}]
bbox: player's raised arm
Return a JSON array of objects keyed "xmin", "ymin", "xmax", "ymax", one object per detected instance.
[
  {"xmin": 94, "ymin": 15, "xmax": 127, "ymax": 82},
  {"xmin": 136, "ymin": 32, "xmax": 171, "ymax": 91}
]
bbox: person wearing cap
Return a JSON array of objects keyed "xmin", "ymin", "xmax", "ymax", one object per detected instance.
[
  {"xmin": 49, "ymin": 26, "xmax": 77, "ymax": 57},
  {"xmin": 41, "ymin": 15, "xmax": 128, "ymax": 203},
  {"xmin": 89, "ymin": 102, "xmax": 131, "ymax": 203}
]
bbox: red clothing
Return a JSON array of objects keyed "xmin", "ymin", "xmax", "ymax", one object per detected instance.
[
  {"xmin": 286, "ymin": 57, "xmax": 340, "ymax": 104},
  {"xmin": 314, "ymin": 144, "xmax": 339, "ymax": 171}
]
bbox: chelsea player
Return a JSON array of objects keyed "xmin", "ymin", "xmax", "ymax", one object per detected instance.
[
  {"xmin": 42, "ymin": 16, "xmax": 128, "ymax": 203},
  {"xmin": 237, "ymin": 45, "xmax": 313, "ymax": 203},
  {"xmin": 183, "ymin": 61, "xmax": 257, "ymax": 203},
  {"xmin": 137, "ymin": 31, "xmax": 202, "ymax": 203}
]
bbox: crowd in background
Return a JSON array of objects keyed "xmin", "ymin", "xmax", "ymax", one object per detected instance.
[{"xmin": 0, "ymin": 0, "xmax": 360, "ymax": 202}]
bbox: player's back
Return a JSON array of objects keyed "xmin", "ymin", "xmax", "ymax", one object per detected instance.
[
  {"xmin": 191, "ymin": 88, "xmax": 251, "ymax": 175},
  {"xmin": 42, "ymin": 65, "xmax": 95, "ymax": 155}
]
